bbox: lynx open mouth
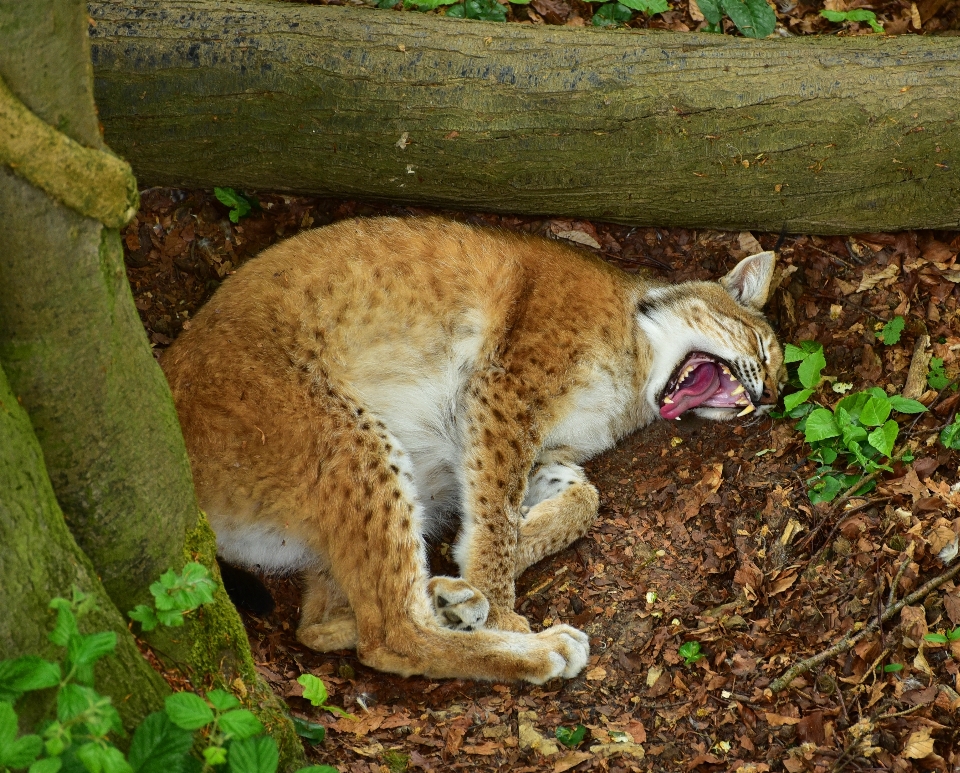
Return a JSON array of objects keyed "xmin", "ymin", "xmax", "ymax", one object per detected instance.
[{"xmin": 660, "ymin": 352, "xmax": 755, "ymax": 420}]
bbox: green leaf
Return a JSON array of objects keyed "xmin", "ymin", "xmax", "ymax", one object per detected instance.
[
  {"xmin": 446, "ymin": 0, "xmax": 508, "ymax": 20},
  {"xmin": 164, "ymin": 693, "xmax": 214, "ymax": 731},
  {"xmin": 291, "ymin": 717, "xmax": 326, "ymax": 745},
  {"xmin": 203, "ymin": 747, "xmax": 228, "ymax": 767},
  {"xmin": 205, "ymin": 689, "xmax": 240, "ymax": 712},
  {"xmin": 555, "ymin": 724, "xmax": 587, "ymax": 748},
  {"xmin": 796, "ymin": 348, "xmax": 826, "ymax": 390},
  {"xmin": 591, "ymin": 2, "xmax": 633, "ymax": 25},
  {"xmin": 924, "ymin": 633, "xmax": 949, "ymax": 644},
  {"xmin": 69, "ymin": 632, "xmax": 117, "ymax": 670},
  {"xmin": 618, "ymin": 0, "xmax": 668, "ymax": 13},
  {"xmin": 804, "ymin": 408, "xmax": 840, "ymax": 443},
  {"xmin": 877, "ymin": 316, "xmax": 905, "ymax": 345},
  {"xmin": 218, "ymin": 710, "xmax": 264, "ymax": 741},
  {"xmin": 295, "ymin": 768, "xmax": 339, "ymax": 773},
  {"xmin": 782, "ymin": 389, "xmax": 813, "ymax": 413},
  {"xmin": 297, "ymin": 675, "xmax": 328, "ymax": 707},
  {"xmin": 0, "ymin": 734, "xmax": 44, "ymax": 768},
  {"xmin": 48, "ymin": 601, "xmax": 80, "ymax": 648},
  {"xmin": 404, "ymin": 0, "xmax": 458, "ymax": 8},
  {"xmin": 58, "ymin": 684, "xmax": 98, "ymax": 723},
  {"xmin": 0, "ymin": 656, "xmax": 62, "ymax": 701},
  {"xmin": 883, "ymin": 663, "xmax": 903, "ymax": 673},
  {"xmin": 155, "ymin": 609, "xmax": 185, "ymax": 628},
  {"xmin": 678, "ymin": 641, "xmax": 704, "ymax": 664},
  {"xmin": 227, "ymin": 737, "xmax": 279, "ymax": 773},
  {"xmin": 808, "ymin": 474, "xmax": 842, "ymax": 504},
  {"xmin": 941, "ymin": 419, "xmax": 960, "ymax": 450},
  {"xmin": 888, "ymin": 396, "xmax": 927, "ymax": 414},
  {"xmin": 76, "ymin": 743, "xmax": 131, "ymax": 773},
  {"xmin": 694, "ymin": 0, "xmax": 722, "ymax": 25},
  {"xmin": 820, "ymin": 8, "xmax": 883, "ymax": 32},
  {"xmin": 0, "ymin": 701, "xmax": 17, "ymax": 747},
  {"xmin": 213, "ymin": 188, "xmax": 252, "ymax": 224},
  {"xmin": 128, "ymin": 712, "xmax": 194, "ymax": 773},
  {"xmin": 127, "ymin": 606, "xmax": 158, "ymax": 632},
  {"xmin": 30, "ymin": 758, "xmax": 63, "ymax": 773},
  {"xmin": 867, "ymin": 420, "xmax": 898, "ymax": 458},
  {"xmin": 859, "ymin": 396, "xmax": 892, "ymax": 427},
  {"xmin": 719, "ymin": 0, "xmax": 776, "ymax": 38}
]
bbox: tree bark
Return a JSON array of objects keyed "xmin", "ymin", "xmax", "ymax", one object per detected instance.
[
  {"xmin": 0, "ymin": 2, "xmax": 303, "ymax": 764},
  {"xmin": 88, "ymin": 0, "xmax": 960, "ymax": 234},
  {"xmin": 0, "ymin": 362, "xmax": 170, "ymax": 732},
  {"xmin": 0, "ymin": 0, "xmax": 195, "ymax": 612}
]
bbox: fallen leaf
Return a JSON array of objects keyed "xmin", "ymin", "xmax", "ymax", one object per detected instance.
[
  {"xmin": 555, "ymin": 230, "xmax": 602, "ymax": 250},
  {"xmin": 857, "ymin": 264, "xmax": 900, "ymax": 292},
  {"xmin": 738, "ymin": 232, "xmax": 763, "ymax": 255},
  {"xmin": 902, "ymin": 726, "xmax": 935, "ymax": 759},
  {"xmin": 586, "ymin": 666, "xmax": 607, "ymax": 681},
  {"xmin": 553, "ymin": 751, "xmax": 593, "ymax": 772},
  {"xmin": 764, "ymin": 713, "xmax": 801, "ymax": 726}
]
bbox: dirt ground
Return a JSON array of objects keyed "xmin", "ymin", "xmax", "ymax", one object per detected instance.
[{"xmin": 122, "ymin": 188, "xmax": 960, "ymax": 772}]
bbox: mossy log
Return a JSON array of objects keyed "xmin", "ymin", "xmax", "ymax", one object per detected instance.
[{"xmin": 88, "ymin": 0, "xmax": 960, "ymax": 233}]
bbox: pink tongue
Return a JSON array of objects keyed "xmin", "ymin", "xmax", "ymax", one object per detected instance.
[{"xmin": 660, "ymin": 363, "xmax": 720, "ymax": 420}]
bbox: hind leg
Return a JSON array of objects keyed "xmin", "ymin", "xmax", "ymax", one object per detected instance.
[
  {"xmin": 514, "ymin": 462, "xmax": 599, "ymax": 579},
  {"xmin": 297, "ymin": 569, "xmax": 358, "ymax": 652}
]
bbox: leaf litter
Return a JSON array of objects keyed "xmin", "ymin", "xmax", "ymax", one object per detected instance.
[{"xmin": 124, "ymin": 188, "xmax": 960, "ymax": 770}]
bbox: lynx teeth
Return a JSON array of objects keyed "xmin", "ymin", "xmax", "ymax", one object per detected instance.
[
  {"xmin": 731, "ymin": 384, "xmax": 746, "ymax": 396},
  {"xmin": 663, "ymin": 396, "xmax": 675, "ymax": 404},
  {"xmin": 737, "ymin": 404, "xmax": 756, "ymax": 417}
]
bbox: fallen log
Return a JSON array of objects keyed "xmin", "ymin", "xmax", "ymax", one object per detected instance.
[{"xmin": 89, "ymin": 0, "xmax": 960, "ymax": 233}]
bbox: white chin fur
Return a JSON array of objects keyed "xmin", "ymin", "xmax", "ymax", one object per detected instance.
[{"xmin": 690, "ymin": 404, "xmax": 773, "ymax": 421}]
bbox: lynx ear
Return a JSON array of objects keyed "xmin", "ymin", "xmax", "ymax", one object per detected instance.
[{"xmin": 720, "ymin": 251, "xmax": 776, "ymax": 310}]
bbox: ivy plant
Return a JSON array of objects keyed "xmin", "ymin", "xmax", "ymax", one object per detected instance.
[{"xmin": 820, "ymin": 8, "xmax": 884, "ymax": 33}]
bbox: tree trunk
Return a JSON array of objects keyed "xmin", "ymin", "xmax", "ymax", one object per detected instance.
[
  {"xmin": 0, "ymin": 363, "xmax": 170, "ymax": 732},
  {"xmin": 88, "ymin": 0, "xmax": 960, "ymax": 234},
  {"xmin": 0, "ymin": 2, "xmax": 302, "ymax": 764},
  {"xmin": 0, "ymin": 0, "xmax": 195, "ymax": 612}
]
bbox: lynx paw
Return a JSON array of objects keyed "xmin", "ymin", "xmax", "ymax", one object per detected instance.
[
  {"xmin": 428, "ymin": 576, "xmax": 489, "ymax": 631},
  {"xmin": 528, "ymin": 624, "xmax": 590, "ymax": 683}
]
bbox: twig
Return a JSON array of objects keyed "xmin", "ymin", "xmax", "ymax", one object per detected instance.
[
  {"xmin": 797, "ymin": 471, "xmax": 882, "ymax": 552},
  {"xmin": 770, "ymin": 558, "xmax": 960, "ymax": 693},
  {"xmin": 887, "ymin": 544, "xmax": 916, "ymax": 608}
]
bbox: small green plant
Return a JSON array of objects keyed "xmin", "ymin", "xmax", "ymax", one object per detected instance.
[
  {"xmin": 446, "ymin": 0, "xmax": 508, "ymax": 20},
  {"xmin": 128, "ymin": 561, "xmax": 217, "ymax": 631},
  {"xmin": 697, "ymin": 0, "xmax": 776, "ymax": 38},
  {"xmin": 941, "ymin": 417, "xmax": 960, "ymax": 451},
  {"xmin": 214, "ymin": 187, "xmax": 255, "ymax": 224},
  {"xmin": 780, "ymin": 341, "xmax": 927, "ymax": 503},
  {"xmin": 877, "ymin": 316, "xmax": 905, "ymax": 346},
  {"xmin": 927, "ymin": 357, "xmax": 955, "ymax": 392},
  {"xmin": 924, "ymin": 627, "xmax": 960, "ymax": 646},
  {"xmin": 591, "ymin": 1, "xmax": 634, "ymax": 25},
  {"xmin": 883, "ymin": 662, "xmax": 904, "ymax": 673},
  {"xmin": 381, "ymin": 750, "xmax": 410, "ymax": 773},
  {"xmin": 820, "ymin": 9, "xmax": 884, "ymax": 33},
  {"xmin": 678, "ymin": 640, "xmax": 705, "ymax": 666},
  {"xmin": 0, "ymin": 588, "xmax": 337, "ymax": 773},
  {"xmin": 555, "ymin": 724, "xmax": 587, "ymax": 748},
  {"xmin": 297, "ymin": 674, "xmax": 356, "ymax": 720}
]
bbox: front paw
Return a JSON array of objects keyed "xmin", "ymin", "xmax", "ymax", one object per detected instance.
[
  {"xmin": 427, "ymin": 576, "xmax": 489, "ymax": 631},
  {"xmin": 485, "ymin": 607, "xmax": 532, "ymax": 633}
]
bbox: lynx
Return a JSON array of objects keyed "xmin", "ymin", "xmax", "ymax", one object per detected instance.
[{"xmin": 161, "ymin": 217, "xmax": 783, "ymax": 684}]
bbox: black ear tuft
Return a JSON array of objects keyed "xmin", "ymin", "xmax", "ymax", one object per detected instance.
[
  {"xmin": 720, "ymin": 251, "xmax": 776, "ymax": 310},
  {"xmin": 218, "ymin": 559, "xmax": 275, "ymax": 616}
]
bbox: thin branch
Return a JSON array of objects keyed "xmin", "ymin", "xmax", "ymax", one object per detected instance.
[{"xmin": 770, "ymin": 558, "xmax": 960, "ymax": 693}]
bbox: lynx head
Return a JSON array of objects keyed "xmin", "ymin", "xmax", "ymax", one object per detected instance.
[{"xmin": 637, "ymin": 251, "xmax": 785, "ymax": 422}]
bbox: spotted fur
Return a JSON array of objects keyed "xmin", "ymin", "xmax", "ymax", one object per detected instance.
[{"xmin": 161, "ymin": 216, "xmax": 783, "ymax": 684}]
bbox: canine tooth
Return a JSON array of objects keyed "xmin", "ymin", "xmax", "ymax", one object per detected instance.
[
  {"xmin": 731, "ymin": 385, "xmax": 745, "ymax": 395},
  {"xmin": 737, "ymin": 404, "xmax": 756, "ymax": 417},
  {"xmin": 663, "ymin": 396, "xmax": 674, "ymax": 404}
]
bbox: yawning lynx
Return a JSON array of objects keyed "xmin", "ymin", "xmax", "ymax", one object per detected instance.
[{"xmin": 161, "ymin": 216, "xmax": 783, "ymax": 684}]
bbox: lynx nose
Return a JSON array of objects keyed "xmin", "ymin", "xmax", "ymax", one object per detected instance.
[{"xmin": 760, "ymin": 384, "xmax": 777, "ymax": 405}]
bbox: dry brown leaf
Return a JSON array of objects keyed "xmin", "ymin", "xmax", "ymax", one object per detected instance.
[
  {"xmin": 770, "ymin": 571, "xmax": 798, "ymax": 595},
  {"xmin": 764, "ymin": 712, "xmax": 801, "ymax": 726},
  {"xmin": 586, "ymin": 665, "xmax": 607, "ymax": 681},
  {"xmin": 902, "ymin": 726, "xmax": 935, "ymax": 759},
  {"xmin": 857, "ymin": 264, "xmax": 900, "ymax": 292},
  {"xmin": 738, "ymin": 232, "xmax": 763, "ymax": 255},
  {"xmin": 553, "ymin": 752, "xmax": 594, "ymax": 772},
  {"xmin": 554, "ymin": 230, "xmax": 602, "ymax": 250}
]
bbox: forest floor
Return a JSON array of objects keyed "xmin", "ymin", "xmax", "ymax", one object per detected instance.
[{"xmin": 123, "ymin": 189, "xmax": 960, "ymax": 772}]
